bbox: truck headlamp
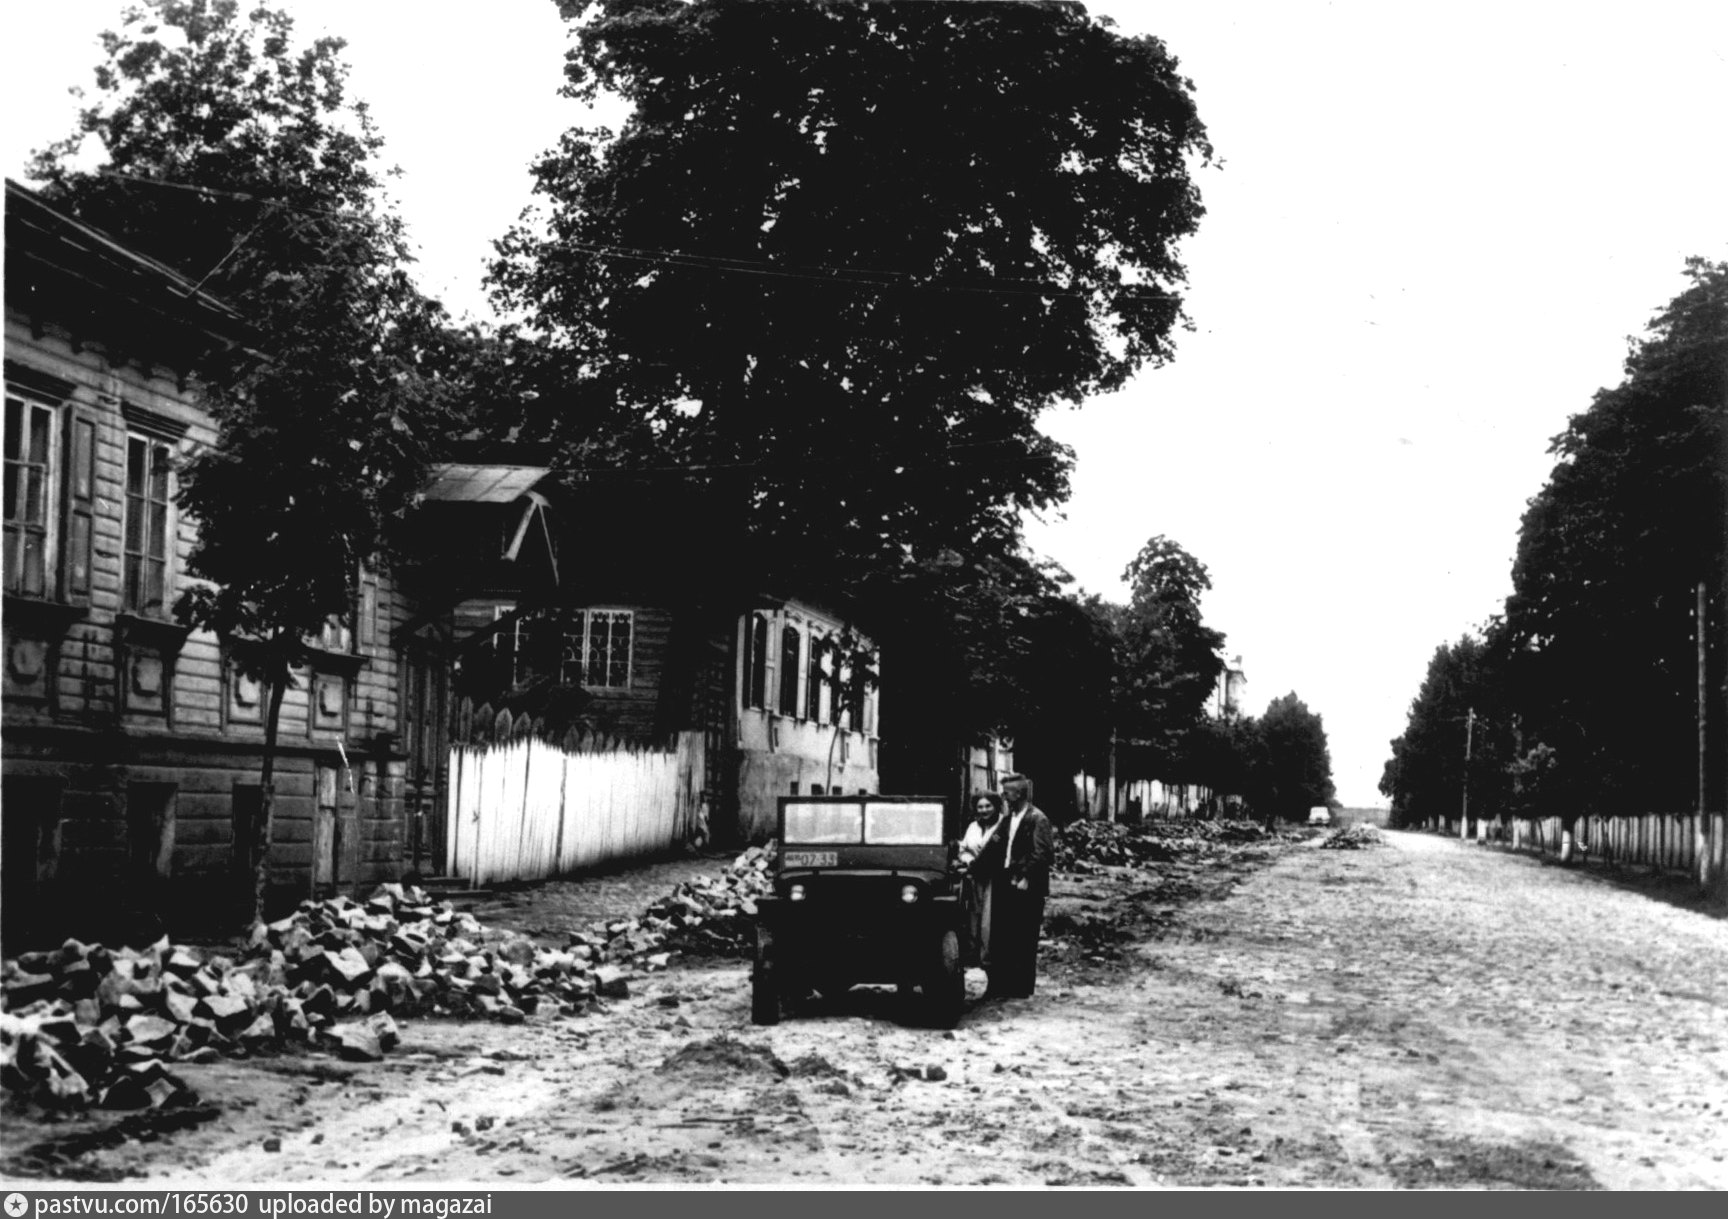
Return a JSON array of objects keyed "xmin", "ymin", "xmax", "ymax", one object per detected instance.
[
  {"xmin": 900, "ymin": 884, "xmax": 919, "ymax": 904},
  {"xmin": 789, "ymin": 883, "xmax": 807, "ymax": 902}
]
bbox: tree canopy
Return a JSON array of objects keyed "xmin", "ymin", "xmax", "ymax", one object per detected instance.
[
  {"xmin": 1500, "ymin": 257, "xmax": 1727, "ymax": 811},
  {"xmin": 491, "ymin": 0, "xmax": 1213, "ymax": 583},
  {"xmin": 1112, "ymin": 534, "xmax": 1227, "ymax": 775},
  {"xmin": 31, "ymin": 0, "xmax": 456, "ymax": 650},
  {"xmin": 486, "ymin": 0, "xmax": 1216, "ymax": 787},
  {"xmin": 1256, "ymin": 693, "xmax": 1336, "ymax": 820}
]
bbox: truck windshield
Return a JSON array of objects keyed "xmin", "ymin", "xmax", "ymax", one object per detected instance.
[
  {"xmin": 864, "ymin": 801, "xmax": 945, "ymax": 845},
  {"xmin": 784, "ymin": 800, "xmax": 863, "ymax": 844}
]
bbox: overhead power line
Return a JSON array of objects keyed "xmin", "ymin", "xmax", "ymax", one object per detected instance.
[
  {"xmin": 95, "ymin": 169, "xmax": 1185, "ymax": 306},
  {"xmin": 567, "ymin": 239, "xmax": 1186, "ymax": 303},
  {"xmin": 550, "ymin": 435, "xmax": 1071, "ymax": 482},
  {"xmin": 95, "ymin": 167, "xmax": 366, "ymax": 222}
]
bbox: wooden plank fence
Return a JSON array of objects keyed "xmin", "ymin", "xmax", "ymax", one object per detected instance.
[
  {"xmin": 1460, "ymin": 811, "xmax": 1728, "ymax": 884},
  {"xmin": 445, "ymin": 731, "xmax": 705, "ymax": 886}
]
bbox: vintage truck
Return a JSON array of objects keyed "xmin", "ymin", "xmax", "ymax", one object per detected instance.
[{"xmin": 751, "ymin": 794, "xmax": 967, "ymax": 1028}]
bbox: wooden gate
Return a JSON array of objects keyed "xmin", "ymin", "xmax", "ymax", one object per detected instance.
[{"xmin": 402, "ymin": 644, "xmax": 449, "ymax": 874}]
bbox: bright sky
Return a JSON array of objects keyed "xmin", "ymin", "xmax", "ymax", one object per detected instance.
[{"xmin": 5, "ymin": 1, "xmax": 1726, "ymax": 807}]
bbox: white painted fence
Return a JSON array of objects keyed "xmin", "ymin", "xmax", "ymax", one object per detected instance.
[
  {"xmin": 1507, "ymin": 812, "xmax": 1727, "ymax": 877},
  {"xmin": 444, "ymin": 732, "xmax": 705, "ymax": 886},
  {"xmin": 1438, "ymin": 810, "xmax": 1728, "ymax": 886}
]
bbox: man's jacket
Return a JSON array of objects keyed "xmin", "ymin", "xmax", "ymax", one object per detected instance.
[{"xmin": 1002, "ymin": 805, "xmax": 1055, "ymax": 900}]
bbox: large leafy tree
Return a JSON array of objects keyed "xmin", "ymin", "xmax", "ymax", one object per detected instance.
[
  {"xmin": 1112, "ymin": 535, "xmax": 1227, "ymax": 778},
  {"xmin": 1257, "ymin": 692, "xmax": 1335, "ymax": 822},
  {"xmin": 491, "ymin": 0, "xmax": 1212, "ymax": 585},
  {"xmin": 31, "ymin": 0, "xmax": 457, "ymax": 925},
  {"xmin": 1501, "ymin": 258, "xmax": 1727, "ymax": 815},
  {"xmin": 867, "ymin": 548, "xmax": 1117, "ymax": 821}
]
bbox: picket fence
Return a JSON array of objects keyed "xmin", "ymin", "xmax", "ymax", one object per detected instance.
[
  {"xmin": 1455, "ymin": 811, "xmax": 1728, "ymax": 881},
  {"xmin": 444, "ymin": 731, "xmax": 705, "ymax": 886}
]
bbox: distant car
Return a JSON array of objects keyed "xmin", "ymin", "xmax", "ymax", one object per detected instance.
[{"xmin": 1307, "ymin": 806, "xmax": 1332, "ymax": 826}]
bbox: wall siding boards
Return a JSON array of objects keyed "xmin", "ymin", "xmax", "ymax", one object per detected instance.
[{"xmin": 4, "ymin": 249, "xmax": 412, "ymax": 945}]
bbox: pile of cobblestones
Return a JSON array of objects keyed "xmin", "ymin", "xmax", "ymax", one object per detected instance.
[
  {"xmin": 649, "ymin": 843, "xmax": 776, "ymax": 959},
  {"xmin": 1055, "ymin": 821, "xmax": 1179, "ymax": 873},
  {"xmin": 2, "ymin": 846, "xmax": 784, "ymax": 1112},
  {"xmin": 1320, "ymin": 824, "xmax": 1384, "ymax": 850}
]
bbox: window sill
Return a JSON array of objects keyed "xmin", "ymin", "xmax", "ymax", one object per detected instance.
[
  {"xmin": 3, "ymin": 595, "xmax": 88, "ymax": 633},
  {"xmin": 115, "ymin": 612, "xmax": 192, "ymax": 654},
  {"xmin": 304, "ymin": 646, "xmax": 368, "ymax": 678}
]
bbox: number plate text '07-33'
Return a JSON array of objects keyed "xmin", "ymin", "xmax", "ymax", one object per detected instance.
[{"xmin": 782, "ymin": 851, "xmax": 838, "ymax": 868}]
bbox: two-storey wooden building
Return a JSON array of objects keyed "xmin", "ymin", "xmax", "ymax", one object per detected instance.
[{"xmin": 2, "ymin": 180, "xmax": 411, "ymax": 945}]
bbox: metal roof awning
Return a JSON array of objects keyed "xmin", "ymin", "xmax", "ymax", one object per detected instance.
[{"xmin": 421, "ymin": 464, "xmax": 550, "ymax": 503}]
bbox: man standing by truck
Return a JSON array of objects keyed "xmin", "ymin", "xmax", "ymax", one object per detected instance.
[{"xmin": 988, "ymin": 774, "xmax": 1054, "ymax": 999}]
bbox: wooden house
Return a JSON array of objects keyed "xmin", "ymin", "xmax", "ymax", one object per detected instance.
[
  {"xmin": 2, "ymin": 178, "xmax": 887, "ymax": 944},
  {"xmin": 396, "ymin": 467, "xmax": 883, "ymax": 859},
  {"xmin": 2, "ymin": 180, "xmax": 412, "ymax": 944}
]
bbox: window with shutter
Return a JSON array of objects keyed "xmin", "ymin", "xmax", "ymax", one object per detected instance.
[
  {"xmin": 124, "ymin": 435, "xmax": 172, "ymax": 616},
  {"xmin": 3, "ymin": 394, "xmax": 56, "ymax": 598},
  {"xmin": 778, "ymin": 625, "xmax": 801, "ymax": 716},
  {"xmin": 745, "ymin": 613, "xmax": 769, "ymax": 710}
]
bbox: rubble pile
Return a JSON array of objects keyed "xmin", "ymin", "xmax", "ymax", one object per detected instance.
[
  {"xmin": 646, "ymin": 844, "xmax": 777, "ymax": 959},
  {"xmin": 1056, "ymin": 821, "xmax": 1178, "ymax": 872},
  {"xmin": 1192, "ymin": 820, "xmax": 1275, "ymax": 845},
  {"xmin": 0, "ymin": 878, "xmax": 658, "ymax": 1114},
  {"xmin": 1320, "ymin": 824, "xmax": 1384, "ymax": 850},
  {"xmin": 1, "ymin": 844, "xmax": 787, "ymax": 1112},
  {"xmin": 541, "ymin": 844, "xmax": 775, "ymax": 966},
  {"xmin": 2, "ymin": 937, "xmax": 285, "ymax": 1113},
  {"xmin": 244, "ymin": 882, "xmax": 649, "ymax": 1025},
  {"xmin": 1055, "ymin": 817, "xmax": 1310, "ymax": 873}
]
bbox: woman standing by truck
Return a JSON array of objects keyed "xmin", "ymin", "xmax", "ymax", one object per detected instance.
[{"xmin": 959, "ymin": 790, "xmax": 1007, "ymax": 976}]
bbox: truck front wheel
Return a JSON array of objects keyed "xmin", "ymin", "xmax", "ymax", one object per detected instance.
[
  {"xmin": 925, "ymin": 928, "xmax": 963, "ymax": 1029},
  {"xmin": 751, "ymin": 924, "xmax": 781, "ymax": 1026}
]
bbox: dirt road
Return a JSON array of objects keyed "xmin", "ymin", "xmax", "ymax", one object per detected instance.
[{"xmin": 6, "ymin": 829, "xmax": 1726, "ymax": 1188}]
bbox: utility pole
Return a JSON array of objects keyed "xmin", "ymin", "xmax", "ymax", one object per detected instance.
[
  {"xmin": 1459, "ymin": 706, "xmax": 1474, "ymax": 842},
  {"xmin": 1698, "ymin": 581, "xmax": 1712, "ymax": 891},
  {"xmin": 1106, "ymin": 729, "xmax": 1118, "ymax": 824}
]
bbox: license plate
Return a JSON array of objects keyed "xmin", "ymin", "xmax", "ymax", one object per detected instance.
[{"xmin": 782, "ymin": 851, "xmax": 838, "ymax": 868}]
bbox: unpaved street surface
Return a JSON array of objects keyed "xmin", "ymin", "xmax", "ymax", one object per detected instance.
[{"xmin": 6, "ymin": 830, "xmax": 1726, "ymax": 1188}]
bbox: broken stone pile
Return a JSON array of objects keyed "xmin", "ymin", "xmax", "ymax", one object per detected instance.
[
  {"xmin": 240, "ymin": 881, "xmax": 649, "ymax": 1026},
  {"xmin": 1190, "ymin": 820, "xmax": 1275, "ymax": 844},
  {"xmin": 0, "ymin": 883, "xmax": 613, "ymax": 1112},
  {"xmin": 1055, "ymin": 817, "xmax": 1302, "ymax": 873},
  {"xmin": 2, "ymin": 941, "xmax": 194, "ymax": 1112},
  {"xmin": 647, "ymin": 843, "xmax": 776, "ymax": 959},
  {"xmin": 1056, "ymin": 821, "xmax": 1179, "ymax": 872},
  {"xmin": 1320, "ymin": 824, "xmax": 1384, "ymax": 850},
  {"xmin": 2, "ymin": 849, "xmax": 782, "ymax": 1113}
]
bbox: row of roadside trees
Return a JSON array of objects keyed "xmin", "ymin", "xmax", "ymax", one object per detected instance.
[
  {"xmin": 27, "ymin": 1, "xmax": 1334, "ymax": 919},
  {"xmin": 1379, "ymin": 260, "xmax": 1726, "ymax": 887},
  {"xmin": 994, "ymin": 534, "xmax": 1338, "ymax": 825}
]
